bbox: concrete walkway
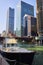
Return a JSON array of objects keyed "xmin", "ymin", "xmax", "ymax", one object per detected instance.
[{"xmin": 0, "ymin": 54, "xmax": 9, "ymax": 65}]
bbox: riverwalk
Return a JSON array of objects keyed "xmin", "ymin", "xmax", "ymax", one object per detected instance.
[{"xmin": 0, "ymin": 54, "xmax": 9, "ymax": 65}]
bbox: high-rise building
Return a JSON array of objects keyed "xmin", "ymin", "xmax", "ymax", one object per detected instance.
[
  {"xmin": 16, "ymin": 1, "xmax": 34, "ymax": 37},
  {"xmin": 23, "ymin": 14, "xmax": 37, "ymax": 36},
  {"xmin": 23, "ymin": 14, "xmax": 31, "ymax": 36},
  {"xmin": 6, "ymin": 7, "xmax": 14, "ymax": 34},
  {"xmin": 36, "ymin": 0, "xmax": 43, "ymax": 36},
  {"xmin": 31, "ymin": 16, "xmax": 37, "ymax": 36}
]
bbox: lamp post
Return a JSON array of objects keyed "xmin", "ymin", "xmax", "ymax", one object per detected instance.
[{"xmin": 35, "ymin": 36, "xmax": 38, "ymax": 45}]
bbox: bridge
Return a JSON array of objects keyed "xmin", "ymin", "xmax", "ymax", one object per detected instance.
[{"xmin": 0, "ymin": 36, "xmax": 33, "ymax": 44}]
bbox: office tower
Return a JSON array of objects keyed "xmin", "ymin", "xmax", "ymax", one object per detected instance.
[
  {"xmin": 16, "ymin": 1, "xmax": 34, "ymax": 37},
  {"xmin": 23, "ymin": 14, "xmax": 31, "ymax": 36},
  {"xmin": 6, "ymin": 7, "xmax": 14, "ymax": 34},
  {"xmin": 31, "ymin": 16, "xmax": 37, "ymax": 36},
  {"xmin": 23, "ymin": 14, "xmax": 37, "ymax": 36},
  {"xmin": 36, "ymin": 0, "xmax": 43, "ymax": 36}
]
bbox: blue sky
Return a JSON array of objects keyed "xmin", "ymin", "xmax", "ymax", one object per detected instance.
[{"xmin": 0, "ymin": 0, "xmax": 36, "ymax": 33}]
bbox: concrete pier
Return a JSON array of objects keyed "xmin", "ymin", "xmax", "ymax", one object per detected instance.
[{"xmin": 0, "ymin": 54, "xmax": 9, "ymax": 65}]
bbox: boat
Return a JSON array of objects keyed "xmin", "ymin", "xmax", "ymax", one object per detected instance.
[{"xmin": 0, "ymin": 37, "xmax": 35, "ymax": 65}]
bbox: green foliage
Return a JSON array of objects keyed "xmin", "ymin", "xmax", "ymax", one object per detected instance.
[{"xmin": 27, "ymin": 46, "xmax": 43, "ymax": 51}]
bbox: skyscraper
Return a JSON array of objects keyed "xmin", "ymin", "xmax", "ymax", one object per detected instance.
[
  {"xmin": 31, "ymin": 16, "xmax": 37, "ymax": 36},
  {"xmin": 36, "ymin": 0, "xmax": 43, "ymax": 36},
  {"xmin": 23, "ymin": 14, "xmax": 37, "ymax": 36},
  {"xmin": 6, "ymin": 7, "xmax": 14, "ymax": 34},
  {"xmin": 16, "ymin": 1, "xmax": 34, "ymax": 37},
  {"xmin": 23, "ymin": 14, "xmax": 31, "ymax": 36}
]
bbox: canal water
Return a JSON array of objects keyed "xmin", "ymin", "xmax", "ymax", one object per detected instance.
[{"xmin": 32, "ymin": 51, "xmax": 43, "ymax": 65}]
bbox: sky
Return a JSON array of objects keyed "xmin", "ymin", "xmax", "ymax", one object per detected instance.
[{"xmin": 0, "ymin": 0, "xmax": 36, "ymax": 33}]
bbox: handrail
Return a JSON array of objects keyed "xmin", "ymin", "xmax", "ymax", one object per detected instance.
[
  {"xmin": 4, "ymin": 57, "xmax": 17, "ymax": 65},
  {"xmin": 4, "ymin": 57, "xmax": 16, "ymax": 62}
]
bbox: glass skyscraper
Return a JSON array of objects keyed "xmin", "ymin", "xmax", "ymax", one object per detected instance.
[
  {"xmin": 36, "ymin": 0, "xmax": 43, "ymax": 36},
  {"xmin": 6, "ymin": 7, "xmax": 14, "ymax": 34},
  {"xmin": 31, "ymin": 17, "xmax": 37, "ymax": 36},
  {"xmin": 16, "ymin": 1, "xmax": 34, "ymax": 37},
  {"xmin": 23, "ymin": 14, "xmax": 31, "ymax": 36},
  {"xmin": 23, "ymin": 15, "xmax": 37, "ymax": 36}
]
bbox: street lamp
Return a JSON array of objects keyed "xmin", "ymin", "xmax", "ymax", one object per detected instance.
[{"xmin": 35, "ymin": 36, "xmax": 38, "ymax": 45}]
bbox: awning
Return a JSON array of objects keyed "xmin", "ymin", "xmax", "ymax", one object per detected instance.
[{"xmin": 5, "ymin": 38, "xmax": 17, "ymax": 44}]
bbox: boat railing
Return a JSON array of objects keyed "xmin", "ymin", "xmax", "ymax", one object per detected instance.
[{"xmin": 4, "ymin": 57, "xmax": 17, "ymax": 65}]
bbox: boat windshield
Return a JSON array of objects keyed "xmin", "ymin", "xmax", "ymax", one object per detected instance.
[
  {"xmin": 7, "ymin": 43, "xmax": 18, "ymax": 47},
  {"xmin": 3, "ymin": 44, "xmax": 6, "ymax": 47},
  {"xmin": 11, "ymin": 44, "xmax": 18, "ymax": 47},
  {"xmin": 3, "ymin": 43, "xmax": 19, "ymax": 48},
  {"xmin": 7, "ymin": 44, "xmax": 10, "ymax": 47}
]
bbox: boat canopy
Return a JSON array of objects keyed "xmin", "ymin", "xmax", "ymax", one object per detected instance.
[{"xmin": 5, "ymin": 38, "xmax": 17, "ymax": 44}]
